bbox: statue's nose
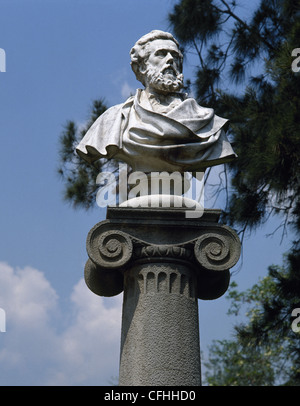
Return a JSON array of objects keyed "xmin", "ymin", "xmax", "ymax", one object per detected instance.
[{"xmin": 166, "ymin": 52, "xmax": 174, "ymax": 63}]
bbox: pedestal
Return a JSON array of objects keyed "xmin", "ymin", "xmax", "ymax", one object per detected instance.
[{"xmin": 84, "ymin": 207, "xmax": 241, "ymax": 386}]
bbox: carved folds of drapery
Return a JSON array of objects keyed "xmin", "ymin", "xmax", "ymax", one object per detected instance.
[{"xmin": 84, "ymin": 207, "xmax": 241, "ymax": 300}]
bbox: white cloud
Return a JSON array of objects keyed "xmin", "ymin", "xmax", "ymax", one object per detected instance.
[
  {"xmin": 121, "ymin": 81, "xmax": 135, "ymax": 99},
  {"xmin": 109, "ymin": 67, "xmax": 136, "ymax": 100},
  {"xmin": 0, "ymin": 263, "xmax": 58, "ymax": 326},
  {"xmin": 0, "ymin": 262, "xmax": 122, "ymax": 385}
]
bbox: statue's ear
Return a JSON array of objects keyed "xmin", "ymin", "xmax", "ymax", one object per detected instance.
[
  {"xmin": 135, "ymin": 61, "xmax": 147, "ymax": 87},
  {"xmin": 138, "ymin": 60, "xmax": 147, "ymax": 76}
]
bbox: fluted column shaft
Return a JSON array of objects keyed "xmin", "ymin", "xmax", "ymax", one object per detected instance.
[{"xmin": 119, "ymin": 261, "xmax": 201, "ymax": 386}]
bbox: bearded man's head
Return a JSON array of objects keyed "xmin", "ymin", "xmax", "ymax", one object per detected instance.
[{"xmin": 130, "ymin": 30, "xmax": 184, "ymax": 94}]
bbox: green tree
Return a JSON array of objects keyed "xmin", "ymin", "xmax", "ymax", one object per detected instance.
[
  {"xmin": 57, "ymin": 99, "xmax": 118, "ymax": 209},
  {"xmin": 204, "ymin": 339, "xmax": 276, "ymax": 385},
  {"xmin": 168, "ymin": 0, "xmax": 300, "ymax": 385},
  {"xmin": 168, "ymin": 0, "xmax": 300, "ymax": 237},
  {"xmin": 204, "ymin": 250, "xmax": 300, "ymax": 385},
  {"xmin": 57, "ymin": 0, "xmax": 300, "ymax": 384}
]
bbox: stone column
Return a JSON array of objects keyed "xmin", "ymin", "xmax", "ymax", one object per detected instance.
[
  {"xmin": 120, "ymin": 257, "xmax": 201, "ymax": 386},
  {"xmin": 84, "ymin": 207, "xmax": 241, "ymax": 386}
]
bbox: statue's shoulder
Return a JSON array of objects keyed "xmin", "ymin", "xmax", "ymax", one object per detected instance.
[
  {"xmin": 99, "ymin": 95, "xmax": 135, "ymax": 122},
  {"xmin": 101, "ymin": 102, "xmax": 124, "ymax": 119}
]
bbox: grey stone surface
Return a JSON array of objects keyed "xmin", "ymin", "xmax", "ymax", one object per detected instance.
[
  {"xmin": 83, "ymin": 207, "xmax": 241, "ymax": 386},
  {"xmin": 84, "ymin": 207, "xmax": 240, "ymax": 300},
  {"xmin": 119, "ymin": 262, "xmax": 201, "ymax": 386}
]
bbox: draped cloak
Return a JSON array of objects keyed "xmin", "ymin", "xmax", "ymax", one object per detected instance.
[{"xmin": 76, "ymin": 89, "xmax": 237, "ymax": 172}]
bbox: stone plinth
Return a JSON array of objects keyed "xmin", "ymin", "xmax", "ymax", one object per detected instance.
[{"xmin": 84, "ymin": 207, "xmax": 241, "ymax": 386}]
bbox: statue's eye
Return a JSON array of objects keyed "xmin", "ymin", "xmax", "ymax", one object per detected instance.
[{"xmin": 155, "ymin": 50, "xmax": 167, "ymax": 58}]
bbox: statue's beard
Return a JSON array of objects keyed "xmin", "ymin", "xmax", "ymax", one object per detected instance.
[{"xmin": 144, "ymin": 65, "xmax": 184, "ymax": 93}]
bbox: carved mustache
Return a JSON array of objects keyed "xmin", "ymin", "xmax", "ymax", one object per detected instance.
[{"xmin": 161, "ymin": 64, "xmax": 179, "ymax": 76}]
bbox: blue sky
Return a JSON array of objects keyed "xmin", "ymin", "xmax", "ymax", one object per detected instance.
[{"xmin": 0, "ymin": 0, "xmax": 294, "ymax": 385}]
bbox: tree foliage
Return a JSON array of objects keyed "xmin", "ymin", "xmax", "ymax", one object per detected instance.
[
  {"xmin": 204, "ymin": 248, "xmax": 300, "ymax": 385},
  {"xmin": 204, "ymin": 339, "xmax": 276, "ymax": 385},
  {"xmin": 57, "ymin": 99, "xmax": 117, "ymax": 209},
  {"xmin": 56, "ymin": 1, "xmax": 300, "ymax": 384},
  {"xmin": 168, "ymin": 0, "xmax": 300, "ymax": 385},
  {"xmin": 169, "ymin": 0, "xmax": 300, "ymax": 238}
]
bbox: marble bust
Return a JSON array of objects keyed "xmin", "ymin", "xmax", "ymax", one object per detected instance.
[{"xmin": 76, "ymin": 30, "xmax": 236, "ymax": 172}]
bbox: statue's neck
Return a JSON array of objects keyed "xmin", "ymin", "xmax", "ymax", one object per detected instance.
[{"xmin": 143, "ymin": 88, "xmax": 184, "ymax": 114}]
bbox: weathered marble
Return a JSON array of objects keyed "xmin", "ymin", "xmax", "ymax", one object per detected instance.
[
  {"xmin": 78, "ymin": 30, "xmax": 241, "ymax": 387},
  {"xmin": 84, "ymin": 207, "xmax": 241, "ymax": 386},
  {"xmin": 76, "ymin": 30, "xmax": 236, "ymax": 173}
]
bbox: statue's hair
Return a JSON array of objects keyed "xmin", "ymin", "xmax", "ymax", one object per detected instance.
[{"xmin": 130, "ymin": 30, "xmax": 183, "ymax": 85}]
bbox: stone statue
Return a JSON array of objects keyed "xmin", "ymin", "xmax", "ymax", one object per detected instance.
[
  {"xmin": 78, "ymin": 31, "xmax": 242, "ymax": 387},
  {"xmin": 76, "ymin": 30, "xmax": 237, "ymax": 173}
]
